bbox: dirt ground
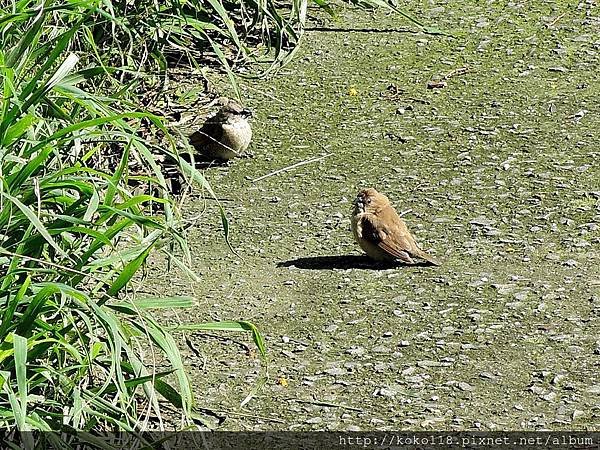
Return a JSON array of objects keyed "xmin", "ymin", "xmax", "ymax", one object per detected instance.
[{"xmin": 143, "ymin": 0, "xmax": 600, "ymax": 430}]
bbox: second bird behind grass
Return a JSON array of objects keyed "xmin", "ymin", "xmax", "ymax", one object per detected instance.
[{"xmin": 189, "ymin": 98, "xmax": 253, "ymax": 161}]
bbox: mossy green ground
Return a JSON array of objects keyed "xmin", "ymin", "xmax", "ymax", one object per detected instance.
[{"xmin": 146, "ymin": 1, "xmax": 600, "ymax": 430}]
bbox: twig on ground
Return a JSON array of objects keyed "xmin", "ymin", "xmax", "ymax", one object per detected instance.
[
  {"xmin": 546, "ymin": 13, "xmax": 566, "ymax": 28},
  {"xmin": 252, "ymin": 153, "xmax": 332, "ymax": 183},
  {"xmin": 287, "ymin": 398, "xmax": 363, "ymax": 412},
  {"xmin": 443, "ymin": 67, "xmax": 469, "ymax": 80}
]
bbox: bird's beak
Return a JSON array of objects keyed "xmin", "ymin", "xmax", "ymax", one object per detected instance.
[
  {"xmin": 354, "ymin": 196, "xmax": 364, "ymax": 211},
  {"xmin": 241, "ymin": 108, "xmax": 253, "ymax": 119}
]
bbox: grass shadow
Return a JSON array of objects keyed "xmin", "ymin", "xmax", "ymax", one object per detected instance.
[{"xmin": 305, "ymin": 27, "xmax": 415, "ymax": 34}]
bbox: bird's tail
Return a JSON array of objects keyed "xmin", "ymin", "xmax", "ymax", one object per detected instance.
[{"xmin": 418, "ymin": 249, "xmax": 440, "ymax": 266}]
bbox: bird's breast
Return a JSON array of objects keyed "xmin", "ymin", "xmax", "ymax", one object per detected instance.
[{"xmin": 221, "ymin": 121, "xmax": 252, "ymax": 152}]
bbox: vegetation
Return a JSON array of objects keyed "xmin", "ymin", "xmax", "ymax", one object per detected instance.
[{"xmin": 0, "ymin": 0, "xmax": 423, "ymax": 438}]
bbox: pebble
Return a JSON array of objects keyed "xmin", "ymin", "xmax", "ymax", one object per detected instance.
[
  {"xmin": 374, "ymin": 387, "xmax": 396, "ymax": 397},
  {"xmin": 401, "ymin": 366, "xmax": 416, "ymax": 376},
  {"xmin": 458, "ymin": 382, "xmax": 474, "ymax": 392},
  {"xmin": 324, "ymin": 367, "xmax": 344, "ymax": 376},
  {"xmin": 374, "ymin": 363, "xmax": 387, "ymax": 372},
  {"xmin": 417, "ymin": 360, "xmax": 444, "ymax": 368},
  {"xmin": 346, "ymin": 346, "xmax": 366, "ymax": 356},
  {"xmin": 372, "ymin": 346, "xmax": 391, "ymax": 354},
  {"xmin": 529, "ymin": 386, "xmax": 545, "ymax": 395},
  {"xmin": 514, "ymin": 291, "xmax": 528, "ymax": 301}
]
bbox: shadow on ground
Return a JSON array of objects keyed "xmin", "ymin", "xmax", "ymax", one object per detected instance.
[{"xmin": 277, "ymin": 255, "xmax": 432, "ymax": 270}]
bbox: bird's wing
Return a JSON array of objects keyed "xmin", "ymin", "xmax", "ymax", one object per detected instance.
[
  {"xmin": 189, "ymin": 120, "xmax": 223, "ymax": 147},
  {"xmin": 360, "ymin": 214, "xmax": 416, "ymax": 264}
]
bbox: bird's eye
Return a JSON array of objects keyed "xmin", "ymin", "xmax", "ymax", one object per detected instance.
[{"xmin": 366, "ymin": 198, "xmax": 371, "ymax": 204}]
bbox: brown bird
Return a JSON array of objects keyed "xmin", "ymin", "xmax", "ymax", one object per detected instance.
[
  {"xmin": 189, "ymin": 98, "xmax": 253, "ymax": 161},
  {"xmin": 351, "ymin": 188, "xmax": 440, "ymax": 265}
]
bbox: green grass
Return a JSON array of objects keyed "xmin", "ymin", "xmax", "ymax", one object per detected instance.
[{"xmin": 0, "ymin": 1, "xmax": 268, "ymax": 435}]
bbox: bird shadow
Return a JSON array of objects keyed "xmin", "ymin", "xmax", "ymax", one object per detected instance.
[{"xmin": 277, "ymin": 255, "xmax": 433, "ymax": 270}]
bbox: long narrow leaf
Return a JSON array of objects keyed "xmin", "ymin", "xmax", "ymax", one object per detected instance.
[
  {"xmin": 107, "ymin": 242, "xmax": 155, "ymax": 297},
  {"xmin": 1, "ymin": 192, "xmax": 69, "ymax": 259}
]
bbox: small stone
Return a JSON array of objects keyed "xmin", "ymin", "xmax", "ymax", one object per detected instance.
[
  {"xmin": 458, "ymin": 382, "xmax": 474, "ymax": 392},
  {"xmin": 346, "ymin": 346, "xmax": 366, "ymax": 356},
  {"xmin": 281, "ymin": 350, "xmax": 295, "ymax": 358},
  {"xmin": 399, "ymin": 340, "xmax": 410, "ymax": 347},
  {"xmin": 514, "ymin": 291, "xmax": 529, "ymax": 301},
  {"xmin": 374, "ymin": 363, "xmax": 387, "ymax": 372},
  {"xmin": 470, "ymin": 217, "xmax": 496, "ymax": 227},
  {"xmin": 305, "ymin": 417, "xmax": 323, "ymax": 424},
  {"xmin": 529, "ymin": 386, "xmax": 545, "ymax": 395},
  {"xmin": 372, "ymin": 345, "xmax": 391, "ymax": 354},
  {"xmin": 587, "ymin": 385, "xmax": 600, "ymax": 394},
  {"xmin": 401, "ymin": 366, "xmax": 416, "ymax": 376},
  {"xmin": 417, "ymin": 360, "xmax": 443, "ymax": 368},
  {"xmin": 542, "ymin": 392, "xmax": 557, "ymax": 401},
  {"xmin": 427, "ymin": 80, "xmax": 447, "ymax": 89},
  {"xmin": 374, "ymin": 387, "xmax": 396, "ymax": 397},
  {"xmin": 324, "ymin": 367, "xmax": 344, "ymax": 376}
]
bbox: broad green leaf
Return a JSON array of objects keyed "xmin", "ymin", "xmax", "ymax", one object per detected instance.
[
  {"xmin": 3, "ymin": 114, "xmax": 35, "ymax": 147},
  {"xmin": 107, "ymin": 242, "xmax": 155, "ymax": 297}
]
